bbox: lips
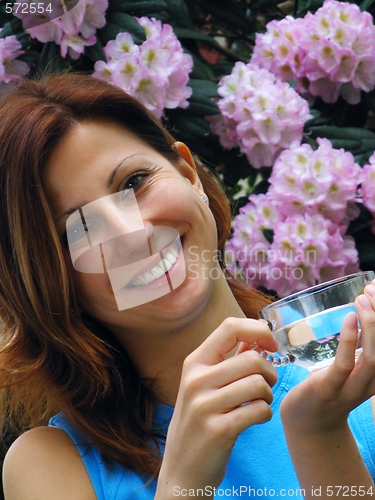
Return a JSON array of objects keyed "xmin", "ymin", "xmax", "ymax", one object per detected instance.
[{"xmin": 126, "ymin": 241, "xmax": 180, "ymax": 288}]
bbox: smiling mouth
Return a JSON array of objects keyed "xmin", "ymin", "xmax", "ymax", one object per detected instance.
[{"xmin": 125, "ymin": 240, "xmax": 181, "ymax": 288}]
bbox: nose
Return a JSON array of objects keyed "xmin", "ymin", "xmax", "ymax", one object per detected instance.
[
  {"xmin": 82, "ymin": 191, "xmax": 145, "ymax": 247},
  {"xmin": 101, "ymin": 221, "xmax": 155, "ymax": 271}
]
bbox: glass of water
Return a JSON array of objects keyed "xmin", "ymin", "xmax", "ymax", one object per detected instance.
[{"xmin": 258, "ymin": 271, "xmax": 375, "ymax": 371}]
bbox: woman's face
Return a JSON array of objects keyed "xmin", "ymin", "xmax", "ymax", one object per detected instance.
[{"xmin": 43, "ymin": 119, "xmax": 222, "ymax": 334}]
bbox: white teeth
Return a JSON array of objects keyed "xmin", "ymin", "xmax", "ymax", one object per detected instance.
[
  {"xmin": 138, "ymin": 275, "xmax": 149, "ymax": 285},
  {"xmin": 165, "ymin": 252, "xmax": 177, "ymax": 264},
  {"xmin": 128, "ymin": 242, "xmax": 181, "ymax": 288},
  {"xmin": 170, "ymin": 247, "xmax": 179, "ymax": 258},
  {"xmin": 144, "ymin": 271, "xmax": 156, "ymax": 283},
  {"xmin": 160, "ymin": 258, "xmax": 172, "ymax": 271},
  {"xmin": 151, "ymin": 266, "xmax": 165, "ymax": 279},
  {"xmin": 132, "ymin": 278, "xmax": 144, "ymax": 287}
]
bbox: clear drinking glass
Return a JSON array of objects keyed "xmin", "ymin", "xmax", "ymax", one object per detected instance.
[{"xmin": 258, "ymin": 271, "xmax": 375, "ymax": 371}]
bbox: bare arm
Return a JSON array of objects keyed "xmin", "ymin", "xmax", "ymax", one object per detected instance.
[
  {"xmin": 281, "ymin": 286, "xmax": 375, "ymax": 500},
  {"xmin": 3, "ymin": 319, "xmax": 278, "ymax": 500},
  {"xmin": 3, "ymin": 427, "xmax": 96, "ymax": 500}
]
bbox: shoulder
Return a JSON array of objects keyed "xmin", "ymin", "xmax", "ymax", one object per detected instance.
[{"xmin": 3, "ymin": 426, "xmax": 96, "ymax": 500}]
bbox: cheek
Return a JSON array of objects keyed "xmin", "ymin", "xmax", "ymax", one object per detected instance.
[
  {"xmin": 139, "ymin": 180, "xmax": 196, "ymax": 219},
  {"xmin": 74, "ymin": 272, "xmax": 113, "ymax": 308}
]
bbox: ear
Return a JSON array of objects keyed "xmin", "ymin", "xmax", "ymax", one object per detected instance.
[{"xmin": 172, "ymin": 141, "xmax": 204, "ymax": 192}]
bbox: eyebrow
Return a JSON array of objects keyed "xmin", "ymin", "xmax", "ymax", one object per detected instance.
[{"xmin": 55, "ymin": 153, "xmax": 145, "ymax": 221}]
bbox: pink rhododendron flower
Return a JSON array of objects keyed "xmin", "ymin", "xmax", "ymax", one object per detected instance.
[
  {"xmin": 209, "ymin": 62, "xmax": 312, "ymax": 168},
  {"xmin": 93, "ymin": 17, "xmax": 193, "ymax": 119},
  {"xmin": 16, "ymin": 0, "xmax": 108, "ymax": 59},
  {"xmin": 0, "ymin": 31, "xmax": 29, "ymax": 84},
  {"xmin": 360, "ymin": 153, "xmax": 375, "ymax": 234},
  {"xmin": 268, "ymin": 138, "xmax": 362, "ymax": 223},
  {"xmin": 251, "ymin": 0, "xmax": 375, "ymax": 104},
  {"xmin": 60, "ymin": 33, "xmax": 96, "ymax": 59},
  {"xmin": 225, "ymin": 138, "xmax": 361, "ymax": 297}
]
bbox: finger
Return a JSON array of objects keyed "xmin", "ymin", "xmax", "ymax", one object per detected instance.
[
  {"xmin": 220, "ymin": 398, "xmax": 273, "ymax": 435},
  {"xmin": 356, "ymin": 290, "xmax": 375, "ymax": 356},
  {"xmin": 235, "ymin": 320, "xmax": 276, "ymax": 355},
  {"xmin": 211, "ymin": 373, "xmax": 274, "ymax": 412},
  {"xmin": 191, "ymin": 317, "xmax": 278, "ymax": 365},
  {"xmin": 324, "ymin": 312, "xmax": 358, "ymax": 392},
  {"xmin": 351, "ymin": 292, "xmax": 375, "ymax": 392},
  {"xmin": 209, "ymin": 349, "xmax": 278, "ymax": 389},
  {"xmin": 235, "ymin": 341, "xmax": 258, "ymax": 355}
]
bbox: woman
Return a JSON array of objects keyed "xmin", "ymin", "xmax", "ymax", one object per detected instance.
[{"xmin": 1, "ymin": 73, "xmax": 375, "ymax": 500}]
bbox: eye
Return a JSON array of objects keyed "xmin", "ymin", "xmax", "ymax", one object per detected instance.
[
  {"xmin": 123, "ymin": 172, "xmax": 148, "ymax": 191},
  {"xmin": 69, "ymin": 223, "xmax": 86, "ymax": 242},
  {"xmin": 61, "ymin": 225, "xmax": 86, "ymax": 249},
  {"xmin": 63, "ymin": 220, "xmax": 91, "ymax": 249},
  {"xmin": 63, "ymin": 222, "xmax": 87, "ymax": 246}
]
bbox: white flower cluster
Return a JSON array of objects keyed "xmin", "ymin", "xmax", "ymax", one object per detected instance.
[
  {"xmin": 252, "ymin": 0, "xmax": 375, "ymax": 104},
  {"xmin": 93, "ymin": 17, "xmax": 193, "ymax": 119},
  {"xmin": 209, "ymin": 61, "xmax": 311, "ymax": 168},
  {"xmin": 16, "ymin": 0, "xmax": 108, "ymax": 59}
]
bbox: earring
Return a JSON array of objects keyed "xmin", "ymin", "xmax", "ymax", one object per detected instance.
[{"xmin": 201, "ymin": 195, "xmax": 208, "ymax": 204}]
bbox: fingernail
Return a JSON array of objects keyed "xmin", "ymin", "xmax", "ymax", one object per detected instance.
[
  {"xmin": 345, "ymin": 312, "xmax": 358, "ymax": 329},
  {"xmin": 357, "ymin": 294, "xmax": 372, "ymax": 310},
  {"xmin": 365, "ymin": 284, "xmax": 375, "ymax": 297}
]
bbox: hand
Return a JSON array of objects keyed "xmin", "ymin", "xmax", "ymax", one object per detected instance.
[
  {"xmin": 279, "ymin": 282, "xmax": 375, "ymax": 499},
  {"xmin": 156, "ymin": 317, "xmax": 278, "ymax": 498},
  {"xmin": 281, "ymin": 280, "xmax": 375, "ymax": 434}
]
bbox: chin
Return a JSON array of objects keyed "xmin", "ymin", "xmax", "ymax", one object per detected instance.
[{"xmin": 145, "ymin": 271, "xmax": 213, "ymax": 321}]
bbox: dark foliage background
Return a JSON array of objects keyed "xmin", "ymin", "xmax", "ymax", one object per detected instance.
[{"xmin": 1, "ymin": 1, "xmax": 375, "ymax": 495}]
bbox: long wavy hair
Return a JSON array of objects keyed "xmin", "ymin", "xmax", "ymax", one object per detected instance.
[{"xmin": 0, "ymin": 73, "xmax": 270, "ymax": 478}]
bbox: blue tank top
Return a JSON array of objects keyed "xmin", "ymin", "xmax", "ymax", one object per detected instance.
[{"xmin": 49, "ymin": 365, "xmax": 375, "ymax": 499}]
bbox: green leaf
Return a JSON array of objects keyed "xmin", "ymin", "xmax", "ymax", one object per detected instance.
[
  {"xmin": 336, "ymin": 127, "xmax": 375, "ymax": 140},
  {"xmin": 178, "ymin": 101, "xmax": 218, "ymax": 116},
  {"xmin": 98, "ymin": 23, "xmax": 122, "ymax": 45},
  {"xmin": 298, "ymin": 0, "xmax": 324, "ymax": 15},
  {"xmin": 107, "ymin": 0, "xmax": 167, "ymax": 14},
  {"xmin": 0, "ymin": 7, "xmax": 10, "ymax": 27},
  {"xmin": 328, "ymin": 139, "xmax": 363, "ymax": 150},
  {"xmin": 157, "ymin": 0, "xmax": 194, "ymax": 29},
  {"xmin": 221, "ymin": 151, "xmax": 256, "ymax": 187},
  {"xmin": 197, "ymin": 0, "xmax": 252, "ymax": 29},
  {"xmin": 251, "ymin": 179, "xmax": 271, "ymax": 195},
  {"xmin": 356, "ymin": 240, "xmax": 375, "ymax": 265},
  {"xmin": 354, "ymin": 152, "xmax": 375, "ymax": 166},
  {"xmin": 249, "ymin": 0, "xmax": 286, "ymax": 10},
  {"xmin": 0, "ymin": 17, "xmax": 23, "ymax": 37},
  {"xmin": 186, "ymin": 51, "xmax": 215, "ymax": 80},
  {"xmin": 104, "ymin": 12, "xmax": 146, "ymax": 43},
  {"xmin": 262, "ymin": 229, "xmax": 274, "ymax": 245},
  {"xmin": 37, "ymin": 42, "xmax": 68, "ymax": 73},
  {"xmin": 359, "ymin": 0, "xmax": 375, "ymax": 11},
  {"xmin": 188, "ymin": 79, "xmax": 219, "ymax": 99},
  {"xmin": 16, "ymin": 31, "xmax": 32, "ymax": 49},
  {"xmin": 186, "ymin": 80, "xmax": 219, "ymax": 114},
  {"xmin": 84, "ymin": 39, "xmax": 106, "ymax": 63},
  {"xmin": 173, "ymin": 27, "xmax": 221, "ymax": 47},
  {"xmin": 171, "ymin": 115, "xmax": 211, "ymax": 138},
  {"xmin": 304, "ymin": 109, "xmax": 322, "ymax": 126},
  {"xmin": 308, "ymin": 126, "xmax": 375, "ymax": 154}
]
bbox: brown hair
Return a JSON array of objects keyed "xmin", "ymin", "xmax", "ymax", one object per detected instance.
[{"xmin": 0, "ymin": 73, "xmax": 269, "ymax": 478}]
